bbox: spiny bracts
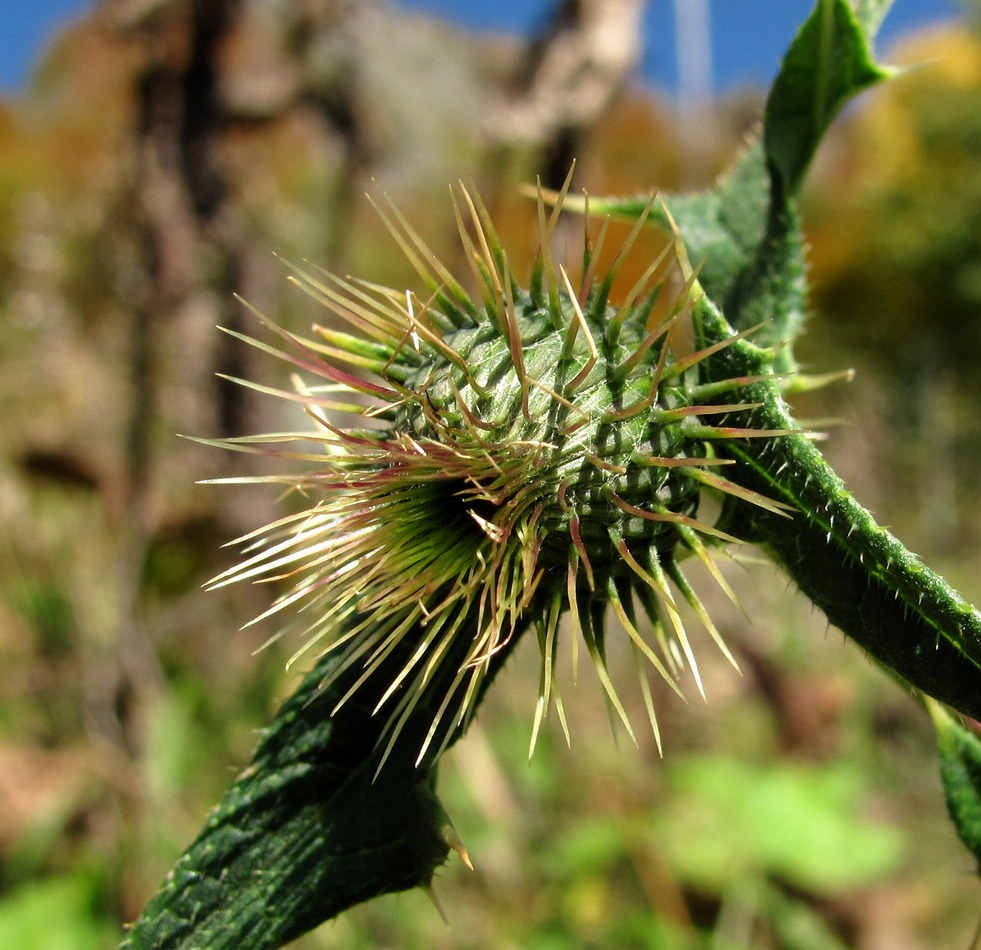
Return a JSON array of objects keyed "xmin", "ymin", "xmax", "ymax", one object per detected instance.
[{"xmin": 204, "ymin": 179, "xmax": 792, "ymax": 770}]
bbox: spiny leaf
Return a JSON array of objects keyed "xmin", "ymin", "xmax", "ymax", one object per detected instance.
[
  {"xmin": 557, "ymin": 0, "xmax": 896, "ymax": 373},
  {"xmin": 764, "ymin": 0, "xmax": 892, "ymax": 197},
  {"xmin": 927, "ymin": 700, "xmax": 981, "ymax": 872}
]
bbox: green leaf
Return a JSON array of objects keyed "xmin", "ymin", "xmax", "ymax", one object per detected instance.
[
  {"xmin": 578, "ymin": 145, "xmax": 770, "ymax": 313},
  {"xmin": 928, "ymin": 700, "xmax": 981, "ymax": 871},
  {"xmin": 120, "ymin": 622, "xmax": 512, "ymax": 949},
  {"xmin": 573, "ymin": 1, "xmax": 894, "ymax": 373},
  {"xmin": 764, "ymin": 0, "xmax": 892, "ymax": 198},
  {"xmin": 571, "ymin": 146, "xmax": 809, "ymax": 373},
  {"xmin": 850, "ymin": 0, "xmax": 895, "ymax": 36}
]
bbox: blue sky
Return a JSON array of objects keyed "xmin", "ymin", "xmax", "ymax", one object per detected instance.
[{"xmin": 0, "ymin": 0, "xmax": 967, "ymax": 98}]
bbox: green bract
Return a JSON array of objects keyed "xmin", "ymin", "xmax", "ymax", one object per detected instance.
[{"xmin": 207, "ymin": 184, "xmax": 791, "ymax": 767}]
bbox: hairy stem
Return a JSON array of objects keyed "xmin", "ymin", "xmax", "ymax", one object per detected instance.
[{"xmin": 693, "ymin": 294, "xmax": 981, "ymax": 719}]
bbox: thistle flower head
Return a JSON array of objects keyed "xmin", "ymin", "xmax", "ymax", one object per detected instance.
[{"xmin": 207, "ymin": 178, "xmax": 791, "ymax": 768}]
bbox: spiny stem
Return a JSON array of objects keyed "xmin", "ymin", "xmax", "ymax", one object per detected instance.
[{"xmin": 691, "ymin": 292, "xmax": 981, "ymax": 720}]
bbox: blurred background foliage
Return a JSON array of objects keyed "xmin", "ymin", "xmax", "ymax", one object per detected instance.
[{"xmin": 0, "ymin": 1, "xmax": 980, "ymax": 947}]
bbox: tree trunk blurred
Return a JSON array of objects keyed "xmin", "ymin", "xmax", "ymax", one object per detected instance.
[{"xmin": 486, "ymin": 0, "xmax": 646, "ymax": 188}]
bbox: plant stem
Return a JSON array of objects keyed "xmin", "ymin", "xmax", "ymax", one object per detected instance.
[{"xmin": 693, "ymin": 293, "xmax": 981, "ymax": 720}]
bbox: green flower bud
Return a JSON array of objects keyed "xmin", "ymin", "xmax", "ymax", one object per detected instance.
[{"xmin": 205, "ymin": 180, "xmax": 791, "ymax": 769}]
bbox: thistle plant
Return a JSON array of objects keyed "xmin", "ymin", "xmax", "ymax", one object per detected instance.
[
  {"xmin": 123, "ymin": 2, "xmax": 981, "ymax": 948},
  {"xmin": 204, "ymin": 182, "xmax": 792, "ymax": 773}
]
